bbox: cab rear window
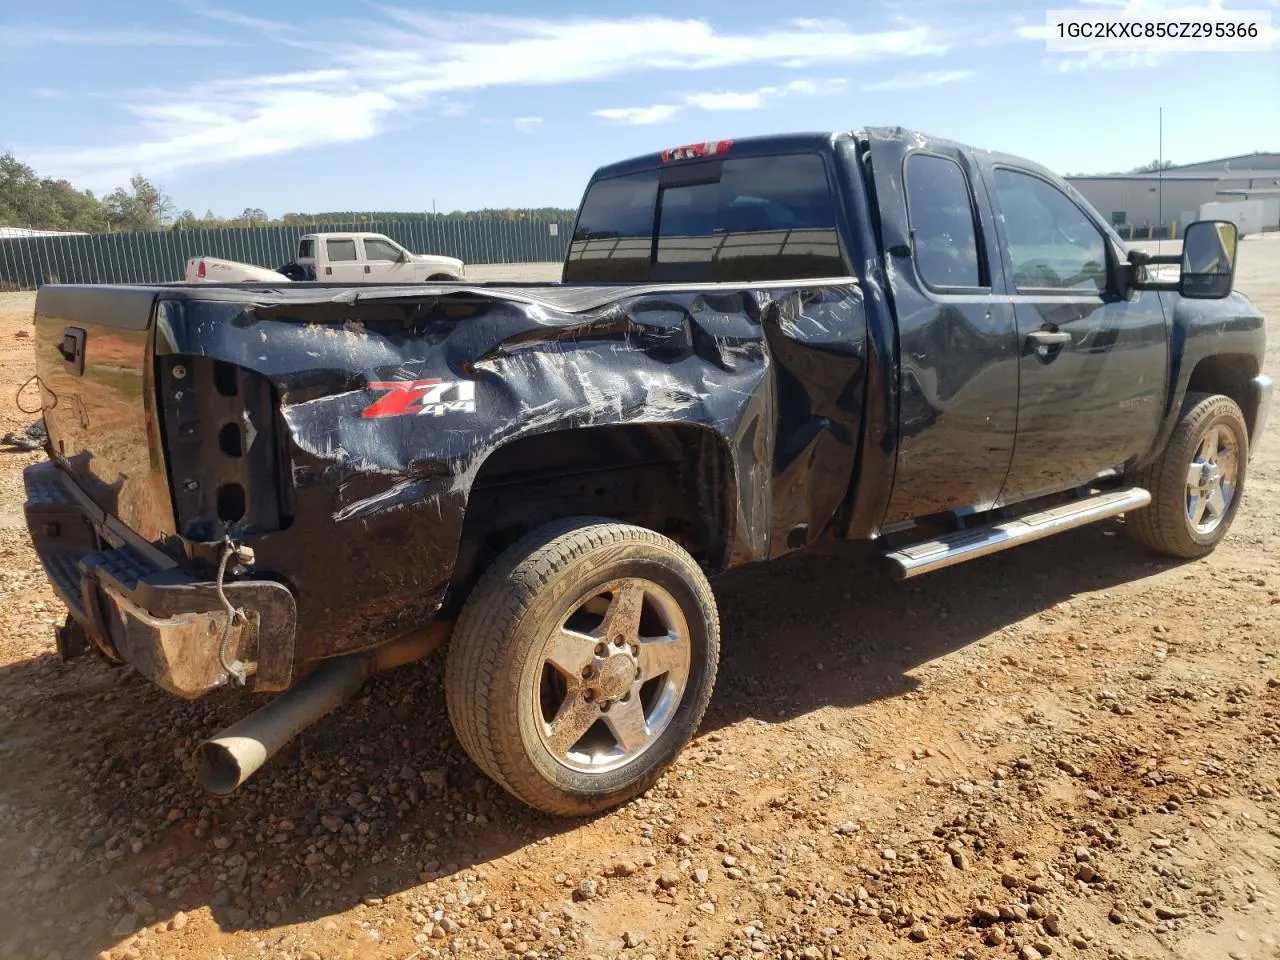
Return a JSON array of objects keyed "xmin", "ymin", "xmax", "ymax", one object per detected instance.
[{"xmin": 564, "ymin": 153, "xmax": 846, "ymax": 283}]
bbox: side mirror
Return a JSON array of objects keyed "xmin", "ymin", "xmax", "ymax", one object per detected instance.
[
  {"xmin": 1178, "ymin": 220, "xmax": 1238, "ymax": 299},
  {"xmin": 397, "ymin": 250, "xmax": 411, "ymax": 263}
]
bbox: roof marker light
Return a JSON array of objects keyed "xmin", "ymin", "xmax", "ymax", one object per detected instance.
[{"xmin": 660, "ymin": 140, "xmax": 734, "ymax": 163}]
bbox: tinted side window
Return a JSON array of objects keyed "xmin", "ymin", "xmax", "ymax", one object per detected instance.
[
  {"xmin": 327, "ymin": 238, "xmax": 357, "ymax": 262},
  {"xmin": 363, "ymin": 238, "xmax": 401, "ymax": 261},
  {"xmin": 993, "ymin": 169, "xmax": 1107, "ymax": 293},
  {"xmin": 564, "ymin": 171, "xmax": 658, "ymax": 282},
  {"xmin": 299, "ymin": 237, "xmax": 315, "ymax": 259},
  {"xmin": 905, "ymin": 154, "xmax": 982, "ymax": 289}
]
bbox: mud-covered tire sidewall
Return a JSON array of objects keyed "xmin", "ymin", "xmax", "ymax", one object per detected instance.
[{"xmin": 445, "ymin": 519, "xmax": 719, "ymax": 817}]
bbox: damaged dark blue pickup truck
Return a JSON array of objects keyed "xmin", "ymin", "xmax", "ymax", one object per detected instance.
[{"xmin": 25, "ymin": 129, "xmax": 1272, "ymax": 814}]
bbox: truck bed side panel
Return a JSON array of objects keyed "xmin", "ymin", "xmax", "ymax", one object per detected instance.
[
  {"xmin": 156, "ymin": 282, "xmax": 867, "ymax": 663},
  {"xmin": 35, "ymin": 285, "xmax": 176, "ymax": 542}
]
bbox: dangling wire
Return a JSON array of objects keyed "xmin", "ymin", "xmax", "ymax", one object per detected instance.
[
  {"xmin": 16, "ymin": 375, "xmax": 50, "ymax": 415},
  {"xmin": 215, "ymin": 536, "xmax": 251, "ymax": 685}
]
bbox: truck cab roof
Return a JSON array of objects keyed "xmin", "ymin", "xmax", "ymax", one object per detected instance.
[
  {"xmin": 589, "ymin": 131, "xmax": 850, "ymax": 181},
  {"xmin": 300, "ymin": 231, "xmax": 395, "ymax": 241},
  {"xmin": 587, "ymin": 127, "xmax": 1067, "ymax": 192}
]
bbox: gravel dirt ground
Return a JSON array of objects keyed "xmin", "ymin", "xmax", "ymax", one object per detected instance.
[{"xmin": 0, "ymin": 243, "xmax": 1276, "ymax": 960}]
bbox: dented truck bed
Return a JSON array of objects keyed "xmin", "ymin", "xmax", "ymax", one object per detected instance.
[{"xmin": 27, "ymin": 276, "xmax": 871, "ymax": 696}]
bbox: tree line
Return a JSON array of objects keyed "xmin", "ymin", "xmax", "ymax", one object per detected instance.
[
  {"xmin": 0, "ymin": 153, "xmax": 574, "ymax": 234},
  {"xmin": 1064, "ymin": 160, "xmax": 1179, "ymax": 177}
]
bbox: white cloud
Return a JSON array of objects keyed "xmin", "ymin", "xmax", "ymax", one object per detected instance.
[
  {"xmin": 1047, "ymin": 50, "xmax": 1169, "ymax": 72},
  {"xmin": 512, "ymin": 116, "xmax": 543, "ymax": 133},
  {"xmin": 0, "ymin": 25, "xmax": 235, "ymax": 46},
  {"xmin": 21, "ymin": 10, "xmax": 943, "ymax": 185},
  {"xmin": 681, "ymin": 91, "xmax": 768, "ymax": 111},
  {"xmin": 34, "ymin": 88, "xmax": 399, "ymax": 188},
  {"xmin": 861, "ymin": 69, "xmax": 974, "ymax": 91},
  {"xmin": 608, "ymin": 77, "xmax": 846, "ymax": 122},
  {"xmin": 594, "ymin": 105, "xmax": 684, "ymax": 126},
  {"xmin": 185, "ymin": 5, "xmax": 298, "ymax": 32}
]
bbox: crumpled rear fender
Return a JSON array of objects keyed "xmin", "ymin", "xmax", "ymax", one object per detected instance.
[{"xmin": 154, "ymin": 281, "xmax": 867, "ymax": 661}]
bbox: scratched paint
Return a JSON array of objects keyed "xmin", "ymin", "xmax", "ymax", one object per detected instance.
[
  {"xmin": 147, "ymin": 281, "xmax": 869, "ymax": 662},
  {"xmin": 28, "ymin": 127, "xmax": 1269, "ymax": 686}
]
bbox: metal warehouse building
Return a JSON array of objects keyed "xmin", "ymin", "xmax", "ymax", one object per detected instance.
[{"xmin": 1067, "ymin": 151, "xmax": 1280, "ymax": 238}]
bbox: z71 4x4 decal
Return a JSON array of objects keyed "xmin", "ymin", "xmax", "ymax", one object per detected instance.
[{"xmin": 361, "ymin": 379, "xmax": 477, "ymax": 418}]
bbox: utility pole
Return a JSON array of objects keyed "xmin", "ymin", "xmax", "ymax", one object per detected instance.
[{"xmin": 1157, "ymin": 106, "xmax": 1164, "ymax": 250}]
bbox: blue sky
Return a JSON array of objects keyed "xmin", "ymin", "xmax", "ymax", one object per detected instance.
[{"xmin": 1, "ymin": 0, "xmax": 1277, "ymax": 216}]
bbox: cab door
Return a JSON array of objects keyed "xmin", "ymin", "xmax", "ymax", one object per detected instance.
[
  {"xmin": 865, "ymin": 130, "xmax": 1020, "ymax": 525},
  {"xmin": 360, "ymin": 236, "xmax": 407, "ymax": 282},
  {"xmin": 981, "ymin": 165, "xmax": 1168, "ymax": 504},
  {"xmin": 321, "ymin": 237, "xmax": 363, "ymax": 282}
]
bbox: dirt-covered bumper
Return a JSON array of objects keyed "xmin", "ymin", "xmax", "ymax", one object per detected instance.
[{"xmin": 23, "ymin": 460, "xmax": 296, "ymax": 698}]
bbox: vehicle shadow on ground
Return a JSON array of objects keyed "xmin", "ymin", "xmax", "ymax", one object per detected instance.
[
  {"xmin": 705, "ymin": 519, "xmax": 1174, "ymax": 731},
  {"xmin": 0, "ymin": 520, "xmax": 1178, "ymax": 958}
]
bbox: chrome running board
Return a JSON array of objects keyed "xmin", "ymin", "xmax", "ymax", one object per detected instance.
[{"xmin": 881, "ymin": 487, "xmax": 1151, "ymax": 580}]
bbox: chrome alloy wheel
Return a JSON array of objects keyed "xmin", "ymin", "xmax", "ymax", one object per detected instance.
[
  {"xmin": 1186, "ymin": 422, "xmax": 1240, "ymax": 535},
  {"xmin": 532, "ymin": 578, "xmax": 690, "ymax": 774}
]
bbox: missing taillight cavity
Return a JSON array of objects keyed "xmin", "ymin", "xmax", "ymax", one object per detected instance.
[
  {"xmin": 213, "ymin": 361, "xmax": 239, "ymax": 398},
  {"xmin": 218, "ymin": 422, "xmax": 243, "ymax": 457},
  {"xmin": 216, "ymin": 483, "xmax": 246, "ymax": 523},
  {"xmin": 161, "ymin": 355, "xmax": 285, "ymax": 540}
]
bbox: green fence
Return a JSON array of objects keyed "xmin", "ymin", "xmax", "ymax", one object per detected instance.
[{"xmin": 0, "ymin": 217, "xmax": 572, "ymax": 290}]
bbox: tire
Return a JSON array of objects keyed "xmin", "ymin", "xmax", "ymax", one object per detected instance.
[
  {"xmin": 426, "ymin": 273, "xmax": 455, "ymax": 281},
  {"xmin": 1126, "ymin": 392, "xmax": 1249, "ymax": 559},
  {"xmin": 445, "ymin": 518, "xmax": 719, "ymax": 816},
  {"xmin": 276, "ymin": 262, "xmax": 311, "ymax": 281}
]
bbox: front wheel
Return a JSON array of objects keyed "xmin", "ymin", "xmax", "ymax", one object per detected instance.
[
  {"xmin": 445, "ymin": 518, "xmax": 719, "ymax": 816},
  {"xmin": 1127, "ymin": 392, "xmax": 1249, "ymax": 558}
]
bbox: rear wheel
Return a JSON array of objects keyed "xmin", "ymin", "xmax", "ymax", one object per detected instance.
[
  {"xmin": 1127, "ymin": 392, "xmax": 1248, "ymax": 558},
  {"xmin": 445, "ymin": 518, "xmax": 719, "ymax": 816}
]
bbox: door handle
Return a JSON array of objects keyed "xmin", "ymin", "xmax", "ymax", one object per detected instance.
[
  {"xmin": 364, "ymin": 265, "xmax": 370, "ymax": 273},
  {"xmin": 1027, "ymin": 329, "xmax": 1072, "ymax": 347},
  {"xmin": 60, "ymin": 327, "xmax": 86, "ymax": 376}
]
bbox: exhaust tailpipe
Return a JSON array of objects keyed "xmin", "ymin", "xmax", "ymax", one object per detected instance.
[
  {"xmin": 199, "ymin": 654, "xmax": 374, "ymax": 793},
  {"xmin": 198, "ymin": 624, "xmax": 450, "ymax": 794}
]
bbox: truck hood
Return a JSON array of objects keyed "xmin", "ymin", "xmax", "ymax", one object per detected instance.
[{"xmin": 410, "ymin": 253, "xmax": 464, "ymax": 269}]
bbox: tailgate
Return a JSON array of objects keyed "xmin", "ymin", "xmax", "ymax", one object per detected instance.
[{"xmin": 34, "ymin": 285, "xmax": 176, "ymax": 542}]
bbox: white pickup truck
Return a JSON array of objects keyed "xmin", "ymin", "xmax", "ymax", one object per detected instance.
[{"xmin": 184, "ymin": 232, "xmax": 466, "ymax": 284}]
